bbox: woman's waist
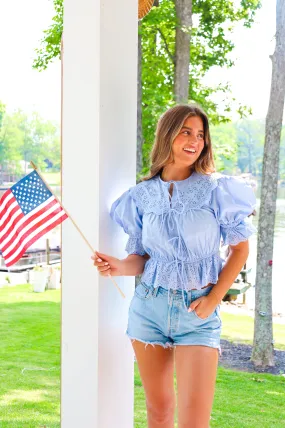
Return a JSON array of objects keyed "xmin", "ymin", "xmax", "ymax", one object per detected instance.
[{"xmin": 145, "ymin": 249, "xmax": 221, "ymax": 264}]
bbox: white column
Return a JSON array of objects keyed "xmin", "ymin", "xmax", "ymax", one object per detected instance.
[{"xmin": 61, "ymin": 1, "xmax": 138, "ymax": 426}]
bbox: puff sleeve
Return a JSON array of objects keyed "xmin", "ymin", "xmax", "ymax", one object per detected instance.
[
  {"xmin": 110, "ymin": 189, "xmax": 146, "ymax": 256},
  {"xmin": 211, "ymin": 175, "xmax": 257, "ymax": 247}
]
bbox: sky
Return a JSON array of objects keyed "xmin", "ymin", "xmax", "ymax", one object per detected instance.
[{"xmin": 0, "ymin": 0, "xmax": 277, "ymax": 123}]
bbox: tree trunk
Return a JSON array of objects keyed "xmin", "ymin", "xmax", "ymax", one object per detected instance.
[
  {"xmin": 251, "ymin": 0, "xmax": 285, "ymax": 367},
  {"xmin": 137, "ymin": 0, "xmax": 159, "ymax": 178},
  {"xmin": 137, "ymin": 20, "xmax": 143, "ymax": 178},
  {"xmin": 174, "ymin": 0, "xmax": 192, "ymax": 103}
]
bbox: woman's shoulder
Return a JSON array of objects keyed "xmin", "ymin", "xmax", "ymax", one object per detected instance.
[
  {"xmin": 209, "ymin": 172, "xmax": 256, "ymax": 212},
  {"xmin": 130, "ymin": 176, "xmax": 167, "ymax": 214},
  {"xmin": 211, "ymin": 172, "xmax": 255, "ymax": 193}
]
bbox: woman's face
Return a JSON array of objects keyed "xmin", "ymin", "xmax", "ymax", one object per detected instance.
[{"xmin": 171, "ymin": 115, "xmax": 205, "ymax": 167}]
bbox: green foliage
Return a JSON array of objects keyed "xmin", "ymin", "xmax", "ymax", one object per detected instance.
[
  {"xmin": 0, "ymin": 107, "xmax": 61, "ymax": 179},
  {"xmin": 33, "ymin": 0, "xmax": 63, "ymax": 71},
  {"xmin": 0, "ymin": 101, "xmax": 6, "ymax": 167},
  {"xmin": 32, "ymin": 0, "xmax": 261, "ymax": 175},
  {"xmin": 236, "ymin": 119, "xmax": 265, "ymax": 177},
  {"xmin": 139, "ymin": 0, "xmax": 261, "ymax": 173},
  {"xmin": 200, "ymin": 118, "xmax": 285, "ymax": 179},
  {"xmin": 211, "ymin": 122, "xmax": 238, "ymax": 172}
]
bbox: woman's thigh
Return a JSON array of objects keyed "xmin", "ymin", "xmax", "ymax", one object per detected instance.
[
  {"xmin": 132, "ymin": 340, "xmax": 176, "ymax": 425},
  {"xmin": 175, "ymin": 345, "xmax": 219, "ymax": 428}
]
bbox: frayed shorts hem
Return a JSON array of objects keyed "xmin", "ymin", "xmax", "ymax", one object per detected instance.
[
  {"xmin": 127, "ymin": 332, "xmax": 221, "ymax": 355},
  {"xmin": 126, "ymin": 333, "xmax": 174, "ymax": 349}
]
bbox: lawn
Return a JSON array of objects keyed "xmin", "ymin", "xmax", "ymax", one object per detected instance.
[
  {"xmin": 41, "ymin": 172, "xmax": 61, "ymax": 187},
  {"xmin": 0, "ymin": 285, "xmax": 284, "ymax": 427},
  {"xmin": 220, "ymin": 311, "xmax": 285, "ymax": 351}
]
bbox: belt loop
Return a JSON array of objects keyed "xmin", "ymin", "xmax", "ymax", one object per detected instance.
[
  {"xmin": 152, "ymin": 286, "xmax": 159, "ymax": 297},
  {"xmin": 187, "ymin": 289, "xmax": 192, "ymax": 306}
]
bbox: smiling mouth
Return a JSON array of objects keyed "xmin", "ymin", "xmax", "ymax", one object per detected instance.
[{"xmin": 183, "ymin": 148, "xmax": 196, "ymax": 154}]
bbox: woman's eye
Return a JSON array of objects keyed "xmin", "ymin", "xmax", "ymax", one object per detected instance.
[{"xmin": 198, "ymin": 134, "xmax": 204, "ymax": 139}]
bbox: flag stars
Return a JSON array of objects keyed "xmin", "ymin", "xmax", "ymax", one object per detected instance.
[{"xmin": 12, "ymin": 171, "xmax": 53, "ymax": 214}]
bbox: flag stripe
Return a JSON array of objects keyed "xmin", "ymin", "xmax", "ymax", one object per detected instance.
[
  {"xmin": 3, "ymin": 200, "xmax": 63, "ymax": 257},
  {"xmin": 0, "ymin": 190, "xmax": 14, "ymax": 214},
  {"xmin": 5, "ymin": 213, "xmax": 68, "ymax": 266},
  {"xmin": 5, "ymin": 209, "xmax": 67, "ymax": 264},
  {"xmin": 0, "ymin": 195, "xmax": 56, "ymax": 241},
  {"xmin": 0, "ymin": 198, "xmax": 58, "ymax": 251},
  {"xmin": 0, "ymin": 171, "xmax": 68, "ymax": 268},
  {"xmin": 3, "ymin": 204, "xmax": 63, "ymax": 259},
  {"xmin": 0, "ymin": 198, "xmax": 18, "ymax": 228},
  {"xmin": 0, "ymin": 206, "xmax": 23, "ymax": 241}
]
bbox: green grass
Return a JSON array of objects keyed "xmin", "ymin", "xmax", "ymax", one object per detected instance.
[
  {"xmin": 0, "ymin": 285, "xmax": 285, "ymax": 427},
  {"xmin": 221, "ymin": 311, "xmax": 285, "ymax": 350},
  {"xmin": 41, "ymin": 172, "xmax": 61, "ymax": 186},
  {"xmin": 135, "ymin": 365, "xmax": 285, "ymax": 428},
  {"xmin": 0, "ymin": 285, "xmax": 60, "ymax": 427}
]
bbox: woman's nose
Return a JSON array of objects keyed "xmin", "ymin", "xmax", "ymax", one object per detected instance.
[{"xmin": 188, "ymin": 135, "xmax": 199, "ymax": 143}]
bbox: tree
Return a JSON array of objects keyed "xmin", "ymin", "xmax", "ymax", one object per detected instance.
[
  {"xmin": 236, "ymin": 119, "xmax": 265, "ymax": 177},
  {"xmin": 33, "ymin": 0, "xmax": 261, "ymax": 176},
  {"xmin": 280, "ymin": 126, "xmax": 285, "ymax": 180},
  {"xmin": 0, "ymin": 106, "xmax": 61, "ymax": 178},
  {"xmin": 139, "ymin": 0, "xmax": 261, "ymax": 175},
  {"xmin": 137, "ymin": 20, "xmax": 143, "ymax": 176},
  {"xmin": 174, "ymin": 0, "xmax": 192, "ymax": 102},
  {"xmin": 210, "ymin": 122, "xmax": 238, "ymax": 173},
  {"xmin": 0, "ymin": 101, "xmax": 6, "ymax": 183},
  {"xmin": 251, "ymin": 0, "xmax": 285, "ymax": 367}
]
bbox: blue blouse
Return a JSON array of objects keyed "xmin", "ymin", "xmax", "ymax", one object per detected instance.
[{"xmin": 110, "ymin": 171, "xmax": 257, "ymax": 291}]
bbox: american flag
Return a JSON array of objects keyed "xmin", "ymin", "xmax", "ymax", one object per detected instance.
[{"xmin": 0, "ymin": 170, "xmax": 68, "ymax": 267}]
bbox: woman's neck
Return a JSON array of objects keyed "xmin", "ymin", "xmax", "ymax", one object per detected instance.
[{"xmin": 160, "ymin": 166, "xmax": 193, "ymax": 182}]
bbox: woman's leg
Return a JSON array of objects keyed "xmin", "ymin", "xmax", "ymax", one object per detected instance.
[
  {"xmin": 132, "ymin": 340, "xmax": 176, "ymax": 428},
  {"xmin": 175, "ymin": 345, "xmax": 219, "ymax": 428}
]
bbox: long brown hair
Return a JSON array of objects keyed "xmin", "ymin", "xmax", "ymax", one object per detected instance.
[{"xmin": 142, "ymin": 104, "xmax": 216, "ymax": 181}]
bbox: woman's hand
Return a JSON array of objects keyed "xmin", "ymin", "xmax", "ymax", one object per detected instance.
[
  {"xmin": 91, "ymin": 251, "xmax": 124, "ymax": 277},
  {"xmin": 188, "ymin": 294, "xmax": 218, "ymax": 319}
]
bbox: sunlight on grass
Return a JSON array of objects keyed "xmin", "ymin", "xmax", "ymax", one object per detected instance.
[
  {"xmin": 220, "ymin": 311, "xmax": 285, "ymax": 350},
  {"xmin": 1, "ymin": 284, "xmax": 285, "ymax": 427},
  {"xmin": 1, "ymin": 389, "xmax": 46, "ymax": 404},
  {"xmin": 41, "ymin": 172, "xmax": 61, "ymax": 186},
  {"xmin": 265, "ymin": 390, "xmax": 285, "ymax": 396}
]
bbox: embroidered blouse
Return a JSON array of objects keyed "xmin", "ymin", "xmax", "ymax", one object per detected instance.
[{"xmin": 110, "ymin": 171, "xmax": 257, "ymax": 291}]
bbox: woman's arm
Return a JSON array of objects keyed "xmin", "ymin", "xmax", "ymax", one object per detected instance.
[
  {"xmin": 92, "ymin": 252, "xmax": 149, "ymax": 277},
  {"xmin": 189, "ymin": 240, "xmax": 250, "ymax": 317},
  {"xmin": 121, "ymin": 254, "xmax": 150, "ymax": 276},
  {"xmin": 207, "ymin": 240, "xmax": 249, "ymax": 304}
]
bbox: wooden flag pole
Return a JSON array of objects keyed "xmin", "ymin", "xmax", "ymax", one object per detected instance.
[{"xmin": 30, "ymin": 161, "xmax": 125, "ymax": 298}]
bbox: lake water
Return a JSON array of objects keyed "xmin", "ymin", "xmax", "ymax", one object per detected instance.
[{"xmin": 246, "ymin": 196, "xmax": 285, "ymax": 315}]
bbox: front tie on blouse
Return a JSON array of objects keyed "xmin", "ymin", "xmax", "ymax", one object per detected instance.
[
  {"xmin": 110, "ymin": 172, "xmax": 257, "ymax": 296},
  {"xmin": 159, "ymin": 181, "xmax": 195, "ymax": 304}
]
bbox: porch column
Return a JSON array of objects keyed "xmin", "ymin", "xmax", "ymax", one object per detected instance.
[{"xmin": 61, "ymin": 1, "xmax": 138, "ymax": 426}]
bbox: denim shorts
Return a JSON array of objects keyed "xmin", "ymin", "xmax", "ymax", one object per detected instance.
[{"xmin": 126, "ymin": 282, "xmax": 222, "ymax": 354}]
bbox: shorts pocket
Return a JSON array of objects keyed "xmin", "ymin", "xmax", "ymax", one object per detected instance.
[
  {"xmin": 189, "ymin": 287, "xmax": 215, "ymax": 321},
  {"xmin": 134, "ymin": 282, "xmax": 153, "ymax": 300},
  {"xmin": 193, "ymin": 309, "xmax": 215, "ymax": 321}
]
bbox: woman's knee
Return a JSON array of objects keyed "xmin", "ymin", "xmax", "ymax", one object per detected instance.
[{"xmin": 146, "ymin": 395, "xmax": 176, "ymax": 423}]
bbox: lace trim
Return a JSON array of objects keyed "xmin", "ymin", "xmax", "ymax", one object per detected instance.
[
  {"xmin": 131, "ymin": 173, "xmax": 218, "ymax": 215},
  {"xmin": 141, "ymin": 252, "xmax": 223, "ymax": 291},
  {"xmin": 125, "ymin": 236, "xmax": 146, "ymax": 256},
  {"xmin": 221, "ymin": 221, "xmax": 257, "ymax": 246}
]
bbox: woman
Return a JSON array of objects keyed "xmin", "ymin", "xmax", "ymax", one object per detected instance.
[{"xmin": 92, "ymin": 104, "xmax": 256, "ymax": 428}]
